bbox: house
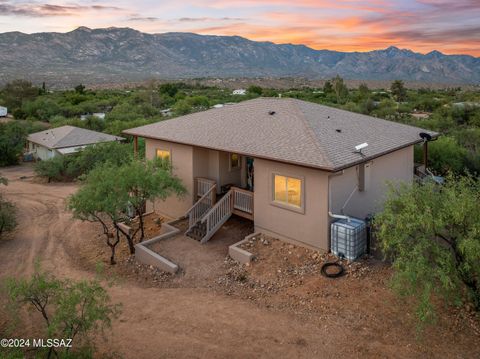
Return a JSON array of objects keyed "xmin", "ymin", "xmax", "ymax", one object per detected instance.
[
  {"xmin": 232, "ymin": 89, "xmax": 246, "ymax": 95},
  {"xmin": 80, "ymin": 112, "xmax": 106, "ymax": 121},
  {"xmin": 123, "ymin": 98, "xmax": 437, "ymax": 252},
  {"xmin": 0, "ymin": 106, "xmax": 7, "ymax": 117},
  {"xmin": 26, "ymin": 125, "xmax": 124, "ymax": 161},
  {"xmin": 160, "ymin": 108, "xmax": 173, "ymax": 117}
]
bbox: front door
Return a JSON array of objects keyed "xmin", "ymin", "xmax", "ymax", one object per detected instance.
[{"xmin": 246, "ymin": 157, "xmax": 254, "ymax": 191}]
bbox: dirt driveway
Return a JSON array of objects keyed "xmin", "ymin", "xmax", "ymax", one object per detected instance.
[{"xmin": 0, "ymin": 164, "xmax": 478, "ymax": 359}]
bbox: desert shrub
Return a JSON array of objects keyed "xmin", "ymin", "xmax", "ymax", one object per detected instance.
[
  {"xmin": 35, "ymin": 142, "xmax": 134, "ymax": 182},
  {"xmin": 0, "ymin": 194, "xmax": 16, "ymax": 239}
]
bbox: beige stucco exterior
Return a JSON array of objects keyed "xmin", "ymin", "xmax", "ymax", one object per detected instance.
[
  {"xmin": 329, "ymin": 145, "xmax": 414, "ymax": 219},
  {"xmin": 145, "ymin": 138, "xmax": 245, "ymax": 218},
  {"xmin": 253, "ymin": 158, "xmax": 331, "ymax": 250},
  {"xmin": 146, "ymin": 139, "xmax": 195, "ymax": 218},
  {"xmin": 145, "ymin": 137, "xmax": 415, "ymax": 252}
]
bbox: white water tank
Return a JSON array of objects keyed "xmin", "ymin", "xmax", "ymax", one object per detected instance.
[{"xmin": 331, "ymin": 217, "xmax": 367, "ymax": 261}]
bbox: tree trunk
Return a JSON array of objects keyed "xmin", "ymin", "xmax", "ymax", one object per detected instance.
[
  {"xmin": 137, "ymin": 206, "xmax": 145, "ymax": 242},
  {"xmin": 115, "ymin": 223, "xmax": 135, "ymax": 254},
  {"xmin": 106, "ymin": 231, "xmax": 119, "ymax": 265}
]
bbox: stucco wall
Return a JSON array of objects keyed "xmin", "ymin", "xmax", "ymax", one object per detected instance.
[
  {"xmin": 145, "ymin": 139, "xmax": 194, "ymax": 218},
  {"xmin": 329, "ymin": 145, "xmax": 414, "ymax": 219},
  {"xmin": 253, "ymin": 158, "xmax": 330, "ymax": 251}
]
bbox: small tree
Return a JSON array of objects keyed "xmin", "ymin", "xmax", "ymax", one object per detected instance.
[
  {"xmin": 118, "ymin": 158, "xmax": 186, "ymax": 241},
  {"xmin": 391, "ymin": 79, "xmax": 407, "ymax": 102},
  {"xmin": 5, "ymin": 268, "xmax": 120, "ymax": 358},
  {"xmin": 331, "ymin": 75, "xmax": 349, "ymax": 103},
  {"xmin": 375, "ymin": 175, "xmax": 480, "ymax": 323},
  {"xmin": 68, "ymin": 163, "xmax": 131, "ymax": 264},
  {"xmin": 247, "ymin": 85, "xmax": 263, "ymax": 96}
]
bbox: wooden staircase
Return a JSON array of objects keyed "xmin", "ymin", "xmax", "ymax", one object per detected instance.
[
  {"xmin": 185, "ymin": 182, "xmax": 254, "ymax": 243},
  {"xmin": 186, "ymin": 220, "xmax": 207, "ymax": 241}
]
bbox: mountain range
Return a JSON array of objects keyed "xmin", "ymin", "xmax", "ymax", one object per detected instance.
[{"xmin": 0, "ymin": 26, "xmax": 479, "ymax": 86}]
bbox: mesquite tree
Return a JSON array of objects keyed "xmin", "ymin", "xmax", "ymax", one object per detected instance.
[
  {"xmin": 69, "ymin": 158, "xmax": 185, "ymax": 264},
  {"xmin": 375, "ymin": 175, "xmax": 480, "ymax": 322},
  {"xmin": 5, "ymin": 269, "xmax": 120, "ymax": 358},
  {"xmin": 68, "ymin": 162, "xmax": 133, "ymax": 264},
  {"xmin": 118, "ymin": 158, "xmax": 185, "ymax": 241}
]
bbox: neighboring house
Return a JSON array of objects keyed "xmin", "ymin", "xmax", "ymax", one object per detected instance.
[
  {"xmin": 80, "ymin": 112, "xmax": 106, "ymax": 121},
  {"xmin": 232, "ymin": 89, "xmax": 246, "ymax": 95},
  {"xmin": 123, "ymin": 98, "xmax": 437, "ymax": 252},
  {"xmin": 0, "ymin": 106, "xmax": 7, "ymax": 117},
  {"xmin": 411, "ymin": 111, "xmax": 431, "ymax": 120},
  {"xmin": 27, "ymin": 125, "xmax": 124, "ymax": 161},
  {"xmin": 160, "ymin": 108, "xmax": 172, "ymax": 117}
]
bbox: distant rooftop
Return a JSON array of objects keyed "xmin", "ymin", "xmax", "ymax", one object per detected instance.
[
  {"xmin": 28, "ymin": 126, "xmax": 124, "ymax": 149},
  {"xmin": 124, "ymin": 98, "xmax": 438, "ymax": 171}
]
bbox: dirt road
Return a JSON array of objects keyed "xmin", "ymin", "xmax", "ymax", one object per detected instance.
[{"xmin": 0, "ymin": 165, "xmax": 478, "ymax": 358}]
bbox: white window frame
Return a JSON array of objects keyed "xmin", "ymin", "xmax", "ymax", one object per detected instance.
[{"xmin": 270, "ymin": 172, "xmax": 305, "ymax": 214}]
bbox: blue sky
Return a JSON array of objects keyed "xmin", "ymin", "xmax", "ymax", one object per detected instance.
[{"xmin": 0, "ymin": 0, "xmax": 478, "ymax": 55}]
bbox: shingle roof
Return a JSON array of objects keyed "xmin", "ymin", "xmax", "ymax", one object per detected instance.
[
  {"xmin": 123, "ymin": 98, "xmax": 438, "ymax": 171},
  {"xmin": 28, "ymin": 126, "xmax": 124, "ymax": 149}
]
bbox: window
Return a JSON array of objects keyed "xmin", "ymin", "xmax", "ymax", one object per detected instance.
[
  {"xmin": 273, "ymin": 174, "xmax": 303, "ymax": 209},
  {"xmin": 156, "ymin": 149, "xmax": 171, "ymax": 161},
  {"xmin": 229, "ymin": 153, "xmax": 240, "ymax": 170}
]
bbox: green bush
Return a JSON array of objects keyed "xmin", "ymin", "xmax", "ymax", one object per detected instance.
[
  {"xmin": 0, "ymin": 194, "xmax": 16, "ymax": 239},
  {"xmin": 34, "ymin": 142, "xmax": 134, "ymax": 182}
]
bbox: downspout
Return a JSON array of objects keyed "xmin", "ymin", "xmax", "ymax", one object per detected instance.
[{"xmin": 328, "ymin": 170, "xmax": 352, "ymax": 222}]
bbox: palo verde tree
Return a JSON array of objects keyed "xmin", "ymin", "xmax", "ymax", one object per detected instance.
[
  {"xmin": 117, "ymin": 158, "xmax": 185, "ymax": 241},
  {"xmin": 375, "ymin": 175, "xmax": 480, "ymax": 323},
  {"xmin": 4, "ymin": 267, "xmax": 120, "ymax": 358}
]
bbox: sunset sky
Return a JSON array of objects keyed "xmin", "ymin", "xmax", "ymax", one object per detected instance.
[{"xmin": 0, "ymin": 0, "xmax": 478, "ymax": 56}]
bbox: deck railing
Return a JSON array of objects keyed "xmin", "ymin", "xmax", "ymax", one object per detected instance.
[
  {"xmin": 186, "ymin": 184, "xmax": 217, "ymax": 231},
  {"xmin": 196, "ymin": 177, "xmax": 216, "ymax": 198},
  {"xmin": 232, "ymin": 187, "xmax": 254, "ymax": 216}
]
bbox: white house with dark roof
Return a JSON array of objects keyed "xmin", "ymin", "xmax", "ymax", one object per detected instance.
[
  {"xmin": 27, "ymin": 125, "xmax": 124, "ymax": 161},
  {"xmin": 123, "ymin": 98, "xmax": 438, "ymax": 252}
]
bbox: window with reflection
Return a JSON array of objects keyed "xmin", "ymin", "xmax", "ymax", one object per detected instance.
[{"xmin": 273, "ymin": 174, "xmax": 302, "ymax": 208}]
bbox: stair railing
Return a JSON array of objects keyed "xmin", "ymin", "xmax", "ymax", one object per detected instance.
[
  {"xmin": 200, "ymin": 189, "xmax": 234, "ymax": 243},
  {"xmin": 185, "ymin": 184, "xmax": 217, "ymax": 231}
]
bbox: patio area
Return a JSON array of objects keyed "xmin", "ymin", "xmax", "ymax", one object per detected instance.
[{"xmin": 147, "ymin": 215, "xmax": 254, "ymax": 286}]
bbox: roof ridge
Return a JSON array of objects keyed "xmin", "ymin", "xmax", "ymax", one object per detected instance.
[{"xmin": 292, "ymin": 100, "xmax": 335, "ymax": 169}]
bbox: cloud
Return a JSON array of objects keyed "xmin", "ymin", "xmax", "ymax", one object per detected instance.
[
  {"xmin": 0, "ymin": 1, "xmax": 123, "ymax": 17},
  {"xmin": 177, "ymin": 17, "xmax": 245, "ymax": 22}
]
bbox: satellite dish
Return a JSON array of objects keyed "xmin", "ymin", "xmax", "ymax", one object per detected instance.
[{"xmin": 419, "ymin": 132, "xmax": 432, "ymax": 141}]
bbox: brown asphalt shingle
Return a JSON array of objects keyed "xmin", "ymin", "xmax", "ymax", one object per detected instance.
[{"xmin": 123, "ymin": 98, "xmax": 438, "ymax": 171}]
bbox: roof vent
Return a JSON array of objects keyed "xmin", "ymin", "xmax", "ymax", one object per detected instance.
[
  {"xmin": 268, "ymin": 111, "xmax": 276, "ymax": 115},
  {"xmin": 336, "ymin": 129, "xmax": 342, "ymax": 133}
]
